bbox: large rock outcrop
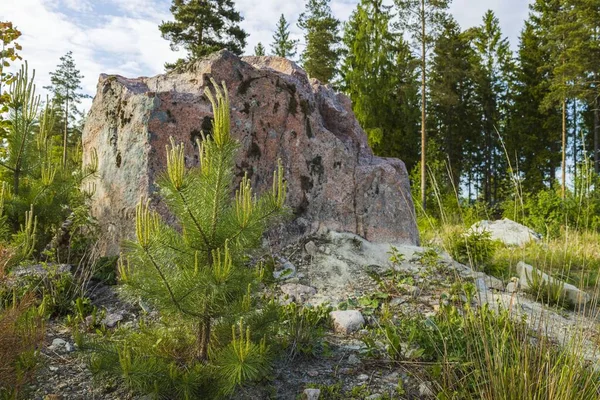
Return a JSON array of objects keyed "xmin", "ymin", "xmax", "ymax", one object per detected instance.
[{"xmin": 82, "ymin": 50, "xmax": 418, "ymax": 255}]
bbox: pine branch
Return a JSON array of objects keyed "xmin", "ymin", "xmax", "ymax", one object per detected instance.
[{"xmin": 143, "ymin": 248, "xmax": 203, "ymax": 319}]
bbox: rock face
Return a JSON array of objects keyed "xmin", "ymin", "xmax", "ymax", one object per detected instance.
[{"xmin": 82, "ymin": 50, "xmax": 418, "ymax": 255}]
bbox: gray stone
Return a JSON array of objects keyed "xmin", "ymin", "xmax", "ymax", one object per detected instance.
[
  {"xmin": 419, "ymin": 381, "xmax": 435, "ymax": 398},
  {"xmin": 305, "ymin": 241, "xmax": 318, "ymax": 256},
  {"xmin": 389, "ymin": 297, "xmax": 406, "ymax": 307},
  {"xmin": 280, "ymin": 283, "xmax": 317, "ymax": 303},
  {"xmin": 273, "ymin": 257, "xmax": 296, "ymax": 280},
  {"xmin": 330, "ymin": 310, "xmax": 365, "ymax": 334},
  {"xmin": 48, "ymin": 338, "xmax": 67, "ymax": 352},
  {"xmin": 303, "ymin": 388, "xmax": 321, "ymax": 400},
  {"xmin": 347, "ymin": 354, "xmax": 361, "ymax": 365},
  {"xmin": 366, "ymin": 395, "xmax": 382, "ymax": 400},
  {"xmin": 517, "ymin": 261, "xmax": 590, "ymax": 305},
  {"xmin": 12, "ymin": 264, "xmax": 71, "ymax": 279},
  {"xmin": 506, "ymin": 278, "xmax": 520, "ymax": 293},
  {"xmin": 102, "ymin": 312, "xmax": 124, "ymax": 328},
  {"xmin": 357, "ymin": 374, "xmax": 369, "ymax": 381},
  {"xmin": 470, "ymin": 219, "xmax": 541, "ymax": 247}
]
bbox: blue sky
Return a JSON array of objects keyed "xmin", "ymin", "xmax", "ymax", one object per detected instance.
[{"xmin": 2, "ymin": 0, "xmax": 532, "ymax": 111}]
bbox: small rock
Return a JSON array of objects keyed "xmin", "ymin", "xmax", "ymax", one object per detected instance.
[
  {"xmin": 398, "ymin": 284, "xmax": 420, "ymax": 296},
  {"xmin": 102, "ymin": 312, "xmax": 124, "ymax": 328},
  {"xmin": 48, "ymin": 338, "xmax": 67, "ymax": 351},
  {"xmin": 357, "ymin": 374, "xmax": 369, "ymax": 381},
  {"xmin": 12, "ymin": 264, "xmax": 71, "ymax": 279},
  {"xmin": 273, "ymin": 257, "xmax": 296, "ymax": 280},
  {"xmin": 280, "ymin": 283, "xmax": 317, "ymax": 303},
  {"xmin": 347, "ymin": 354, "xmax": 361, "ymax": 365},
  {"xmin": 506, "ymin": 278, "xmax": 520, "ymax": 293},
  {"xmin": 482, "ymin": 275, "xmax": 505, "ymax": 291},
  {"xmin": 49, "ymin": 366, "xmax": 59, "ymax": 372},
  {"xmin": 383, "ymin": 372, "xmax": 399, "ymax": 383},
  {"xmin": 307, "ymin": 370, "xmax": 319, "ymax": 377},
  {"xmin": 389, "ymin": 297, "xmax": 406, "ymax": 307},
  {"xmin": 305, "ymin": 241, "xmax": 319, "ymax": 256},
  {"xmin": 65, "ymin": 342, "xmax": 74, "ymax": 353},
  {"xmin": 324, "ymin": 247, "xmax": 331, "ymax": 255},
  {"xmin": 366, "ymin": 394, "xmax": 383, "ymax": 400},
  {"xmin": 419, "ymin": 381, "xmax": 435, "ymax": 398},
  {"xmin": 303, "ymin": 388, "xmax": 321, "ymax": 400},
  {"xmin": 330, "ymin": 310, "xmax": 365, "ymax": 334}
]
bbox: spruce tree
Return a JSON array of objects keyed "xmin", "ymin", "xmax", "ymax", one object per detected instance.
[
  {"xmin": 254, "ymin": 42, "xmax": 266, "ymax": 56},
  {"xmin": 271, "ymin": 14, "xmax": 298, "ymax": 58},
  {"xmin": 535, "ymin": 0, "xmax": 587, "ymax": 198},
  {"xmin": 428, "ymin": 17, "xmax": 479, "ymax": 194},
  {"xmin": 298, "ymin": 0, "xmax": 341, "ymax": 83},
  {"xmin": 506, "ymin": 20, "xmax": 561, "ymax": 194},
  {"xmin": 340, "ymin": 0, "xmax": 420, "ymax": 168},
  {"xmin": 159, "ymin": 0, "xmax": 248, "ymax": 69},
  {"xmin": 44, "ymin": 51, "xmax": 89, "ymax": 168},
  {"xmin": 88, "ymin": 81, "xmax": 287, "ymax": 398},
  {"xmin": 467, "ymin": 10, "xmax": 514, "ymax": 204},
  {"xmin": 560, "ymin": 0, "xmax": 600, "ymax": 173},
  {"xmin": 394, "ymin": 0, "xmax": 451, "ymax": 210}
]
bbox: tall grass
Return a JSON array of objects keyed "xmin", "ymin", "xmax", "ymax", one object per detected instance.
[
  {"xmin": 405, "ymin": 145, "xmax": 600, "ymax": 399},
  {"xmin": 434, "ymin": 305, "xmax": 600, "ymax": 400}
]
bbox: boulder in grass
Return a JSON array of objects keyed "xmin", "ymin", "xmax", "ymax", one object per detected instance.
[
  {"xmin": 517, "ymin": 261, "xmax": 590, "ymax": 306},
  {"xmin": 470, "ymin": 219, "xmax": 541, "ymax": 247}
]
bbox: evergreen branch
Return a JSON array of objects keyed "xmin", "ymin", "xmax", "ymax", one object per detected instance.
[
  {"xmin": 143, "ymin": 248, "xmax": 203, "ymax": 319},
  {"xmin": 178, "ymin": 190, "xmax": 211, "ymax": 250},
  {"xmin": 0, "ymin": 160, "xmax": 15, "ymax": 172},
  {"xmin": 228, "ymin": 206, "xmax": 281, "ymax": 243},
  {"xmin": 210, "ymin": 151, "xmax": 226, "ymax": 242}
]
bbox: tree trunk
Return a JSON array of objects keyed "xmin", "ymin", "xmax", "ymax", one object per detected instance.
[
  {"xmin": 196, "ymin": 314, "xmax": 211, "ymax": 361},
  {"xmin": 13, "ymin": 166, "xmax": 19, "ymax": 196},
  {"xmin": 420, "ymin": 0, "xmax": 426, "ymax": 211},
  {"xmin": 561, "ymin": 98, "xmax": 566, "ymax": 200},
  {"xmin": 595, "ymin": 94, "xmax": 599, "ymax": 174},
  {"xmin": 63, "ymin": 92, "xmax": 69, "ymax": 168},
  {"xmin": 572, "ymin": 99, "xmax": 577, "ymax": 196}
]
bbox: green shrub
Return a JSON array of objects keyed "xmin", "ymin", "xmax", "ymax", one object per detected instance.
[
  {"xmin": 444, "ymin": 226, "xmax": 497, "ymax": 274},
  {"xmin": 278, "ymin": 302, "xmax": 331, "ymax": 359}
]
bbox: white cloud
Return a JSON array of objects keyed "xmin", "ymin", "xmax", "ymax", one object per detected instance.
[{"xmin": 450, "ymin": 0, "xmax": 531, "ymax": 50}]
